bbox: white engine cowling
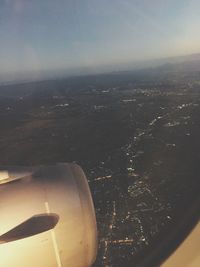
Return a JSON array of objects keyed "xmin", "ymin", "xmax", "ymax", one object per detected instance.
[{"xmin": 0, "ymin": 163, "xmax": 97, "ymax": 267}]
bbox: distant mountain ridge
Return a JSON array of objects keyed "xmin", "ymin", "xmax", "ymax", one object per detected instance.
[
  {"xmin": 0, "ymin": 53, "xmax": 200, "ymax": 98},
  {"xmin": 0, "ymin": 52, "xmax": 200, "ymax": 85},
  {"xmin": 152, "ymin": 53, "xmax": 200, "ymax": 72}
]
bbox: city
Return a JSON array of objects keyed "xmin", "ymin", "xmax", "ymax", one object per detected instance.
[{"xmin": 0, "ymin": 67, "xmax": 199, "ymax": 266}]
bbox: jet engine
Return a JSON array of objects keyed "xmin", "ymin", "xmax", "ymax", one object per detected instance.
[{"xmin": 0, "ymin": 163, "xmax": 97, "ymax": 267}]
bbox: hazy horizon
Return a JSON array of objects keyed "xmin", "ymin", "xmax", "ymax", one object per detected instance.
[{"xmin": 1, "ymin": 0, "xmax": 200, "ymax": 82}]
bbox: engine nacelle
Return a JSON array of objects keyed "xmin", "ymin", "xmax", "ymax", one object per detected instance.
[{"xmin": 0, "ymin": 163, "xmax": 97, "ymax": 267}]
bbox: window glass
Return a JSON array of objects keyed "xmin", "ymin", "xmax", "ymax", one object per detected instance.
[{"xmin": 0, "ymin": 1, "xmax": 199, "ymax": 266}]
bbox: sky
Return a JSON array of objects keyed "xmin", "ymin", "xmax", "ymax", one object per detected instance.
[{"xmin": 0, "ymin": 0, "xmax": 200, "ymax": 81}]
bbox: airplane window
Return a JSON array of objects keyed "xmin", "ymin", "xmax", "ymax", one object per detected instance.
[{"xmin": 0, "ymin": 1, "xmax": 199, "ymax": 266}]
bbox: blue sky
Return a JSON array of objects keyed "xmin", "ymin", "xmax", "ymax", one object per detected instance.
[{"xmin": 0, "ymin": 0, "xmax": 200, "ymax": 80}]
